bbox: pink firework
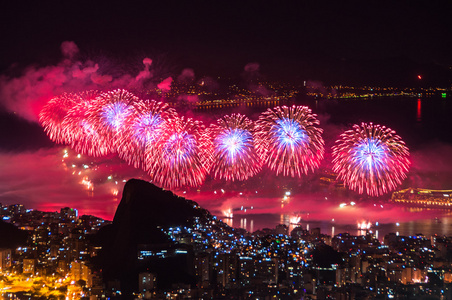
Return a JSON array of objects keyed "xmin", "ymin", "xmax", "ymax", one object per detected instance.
[
  {"xmin": 39, "ymin": 93, "xmax": 81, "ymax": 144},
  {"xmin": 208, "ymin": 114, "xmax": 262, "ymax": 181},
  {"xmin": 332, "ymin": 122, "xmax": 410, "ymax": 197},
  {"xmin": 116, "ymin": 99, "xmax": 177, "ymax": 169},
  {"xmin": 254, "ymin": 105, "xmax": 324, "ymax": 177},
  {"xmin": 88, "ymin": 89, "xmax": 138, "ymax": 154},
  {"xmin": 147, "ymin": 116, "xmax": 213, "ymax": 189},
  {"xmin": 61, "ymin": 91, "xmax": 106, "ymax": 156}
]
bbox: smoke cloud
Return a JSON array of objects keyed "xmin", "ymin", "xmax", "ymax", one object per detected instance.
[
  {"xmin": 244, "ymin": 62, "xmax": 260, "ymax": 73},
  {"xmin": 0, "ymin": 147, "xmax": 148, "ymax": 220},
  {"xmin": 0, "ymin": 42, "xmax": 159, "ymax": 123},
  {"xmin": 242, "ymin": 62, "xmax": 261, "ymax": 82},
  {"xmin": 408, "ymin": 142, "xmax": 452, "ymax": 189},
  {"xmin": 157, "ymin": 77, "xmax": 173, "ymax": 91},
  {"xmin": 177, "ymin": 68, "xmax": 195, "ymax": 83},
  {"xmin": 135, "ymin": 58, "xmax": 153, "ymax": 82},
  {"xmin": 177, "ymin": 94, "xmax": 199, "ymax": 104},
  {"xmin": 60, "ymin": 41, "xmax": 80, "ymax": 60}
]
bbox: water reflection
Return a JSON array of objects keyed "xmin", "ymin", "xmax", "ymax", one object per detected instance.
[
  {"xmin": 417, "ymin": 98, "xmax": 422, "ymax": 122},
  {"xmin": 223, "ymin": 217, "xmax": 233, "ymax": 228},
  {"xmin": 221, "ymin": 210, "xmax": 452, "ymax": 242}
]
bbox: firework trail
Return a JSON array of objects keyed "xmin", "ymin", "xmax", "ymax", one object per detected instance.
[
  {"xmin": 332, "ymin": 122, "xmax": 410, "ymax": 196},
  {"xmin": 116, "ymin": 99, "xmax": 176, "ymax": 169},
  {"xmin": 208, "ymin": 114, "xmax": 262, "ymax": 181},
  {"xmin": 146, "ymin": 116, "xmax": 213, "ymax": 189},
  {"xmin": 254, "ymin": 105, "xmax": 324, "ymax": 177},
  {"xmin": 88, "ymin": 89, "xmax": 138, "ymax": 154}
]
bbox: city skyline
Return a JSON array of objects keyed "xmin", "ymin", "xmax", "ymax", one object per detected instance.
[{"xmin": 2, "ymin": 178, "xmax": 452, "ymax": 298}]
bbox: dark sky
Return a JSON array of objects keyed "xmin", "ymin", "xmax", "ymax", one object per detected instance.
[{"xmin": 1, "ymin": 0, "xmax": 451, "ymax": 85}]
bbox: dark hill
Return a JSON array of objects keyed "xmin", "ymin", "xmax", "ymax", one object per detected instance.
[
  {"xmin": 0, "ymin": 220, "xmax": 28, "ymax": 249},
  {"xmin": 93, "ymin": 179, "xmax": 213, "ymax": 296},
  {"xmin": 113, "ymin": 179, "xmax": 208, "ymax": 234},
  {"xmin": 311, "ymin": 243, "xmax": 344, "ymax": 268}
]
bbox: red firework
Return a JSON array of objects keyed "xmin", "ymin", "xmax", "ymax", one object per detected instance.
[
  {"xmin": 61, "ymin": 91, "xmax": 105, "ymax": 156},
  {"xmin": 332, "ymin": 122, "xmax": 410, "ymax": 196},
  {"xmin": 208, "ymin": 114, "xmax": 262, "ymax": 181},
  {"xmin": 88, "ymin": 89, "xmax": 138, "ymax": 154},
  {"xmin": 39, "ymin": 93, "xmax": 81, "ymax": 144},
  {"xmin": 116, "ymin": 99, "xmax": 177, "ymax": 169},
  {"xmin": 254, "ymin": 105, "xmax": 324, "ymax": 177},
  {"xmin": 146, "ymin": 116, "xmax": 213, "ymax": 189}
]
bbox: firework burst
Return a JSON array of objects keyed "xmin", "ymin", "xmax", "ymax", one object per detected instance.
[
  {"xmin": 254, "ymin": 105, "xmax": 324, "ymax": 177},
  {"xmin": 332, "ymin": 122, "xmax": 410, "ymax": 196},
  {"xmin": 209, "ymin": 114, "xmax": 262, "ymax": 181},
  {"xmin": 39, "ymin": 93, "xmax": 81, "ymax": 144},
  {"xmin": 88, "ymin": 89, "xmax": 137, "ymax": 154},
  {"xmin": 61, "ymin": 91, "xmax": 105, "ymax": 156},
  {"xmin": 146, "ymin": 116, "xmax": 213, "ymax": 189},
  {"xmin": 116, "ymin": 99, "xmax": 177, "ymax": 168}
]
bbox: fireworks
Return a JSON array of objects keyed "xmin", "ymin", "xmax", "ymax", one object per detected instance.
[
  {"xmin": 88, "ymin": 89, "xmax": 138, "ymax": 154},
  {"xmin": 61, "ymin": 91, "xmax": 104, "ymax": 156},
  {"xmin": 39, "ymin": 93, "xmax": 81, "ymax": 144},
  {"xmin": 116, "ymin": 99, "xmax": 176, "ymax": 168},
  {"xmin": 209, "ymin": 114, "xmax": 262, "ymax": 181},
  {"xmin": 332, "ymin": 122, "xmax": 410, "ymax": 196},
  {"xmin": 254, "ymin": 105, "xmax": 324, "ymax": 177},
  {"xmin": 39, "ymin": 89, "xmax": 413, "ymax": 193},
  {"xmin": 146, "ymin": 116, "xmax": 213, "ymax": 189}
]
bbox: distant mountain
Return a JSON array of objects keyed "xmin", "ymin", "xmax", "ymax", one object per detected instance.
[{"xmin": 93, "ymin": 179, "xmax": 216, "ymax": 296}]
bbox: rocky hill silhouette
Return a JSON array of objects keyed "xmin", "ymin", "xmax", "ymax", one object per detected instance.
[
  {"xmin": 0, "ymin": 220, "xmax": 28, "ymax": 249},
  {"xmin": 93, "ymin": 178, "xmax": 215, "ymax": 296}
]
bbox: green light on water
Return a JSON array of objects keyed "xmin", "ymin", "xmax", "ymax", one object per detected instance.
[{"xmin": 442, "ymin": 93, "xmax": 447, "ymax": 98}]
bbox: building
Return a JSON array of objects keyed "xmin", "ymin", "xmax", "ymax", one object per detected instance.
[
  {"xmin": 70, "ymin": 261, "xmax": 92, "ymax": 286},
  {"xmin": 138, "ymin": 272, "xmax": 156, "ymax": 293},
  {"xmin": 23, "ymin": 258, "xmax": 37, "ymax": 274},
  {"xmin": 0, "ymin": 248, "xmax": 12, "ymax": 272}
]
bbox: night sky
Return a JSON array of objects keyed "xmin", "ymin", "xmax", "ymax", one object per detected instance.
[
  {"xmin": 0, "ymin": 1, "xmax": 452, "ymax": 222},
  {"xmin": 1, "ymin": 1, "xmax": 451, "ymax": 85}
]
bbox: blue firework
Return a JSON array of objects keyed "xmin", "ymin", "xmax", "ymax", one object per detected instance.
[
  {"xmin": 255, "ymin": 105, "xmax": 324, "ymax": 177},
  {"xmin": 209, "ymin": 114, "xmax": 262, "ymax": 181},
  {"xmin": 116, "ymin": 99, "xmax": 176, "ymax": 168},
  {"xmin": 332, "ymin": 122, "xmax": 411, "ymax": 196}
]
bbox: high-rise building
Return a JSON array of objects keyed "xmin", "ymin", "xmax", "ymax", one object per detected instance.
[
  {"xmin": 217, "ymin": 253, "xmax": 238, "ymax": 288},
  {"xmin": 138, "ymin": 272, "xmax": 155, "ymax": 293},
  {"xmin": 194, "ymin": 253, "xmax": 210, "ymax": 287},
  {"xmin": 70, "ymin": 261, "xmax": 92, "ymax": 286},
  {"xmin": 61, "ymin": 207, "xmax": 78, "ymax": 221},
  {"xmin": 0, "ymin": 248, "xmax": 12, "ymax": 272},
  {"xmin": 23, "ymin": 258, "xmax": 37, "ymax": 274}
]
